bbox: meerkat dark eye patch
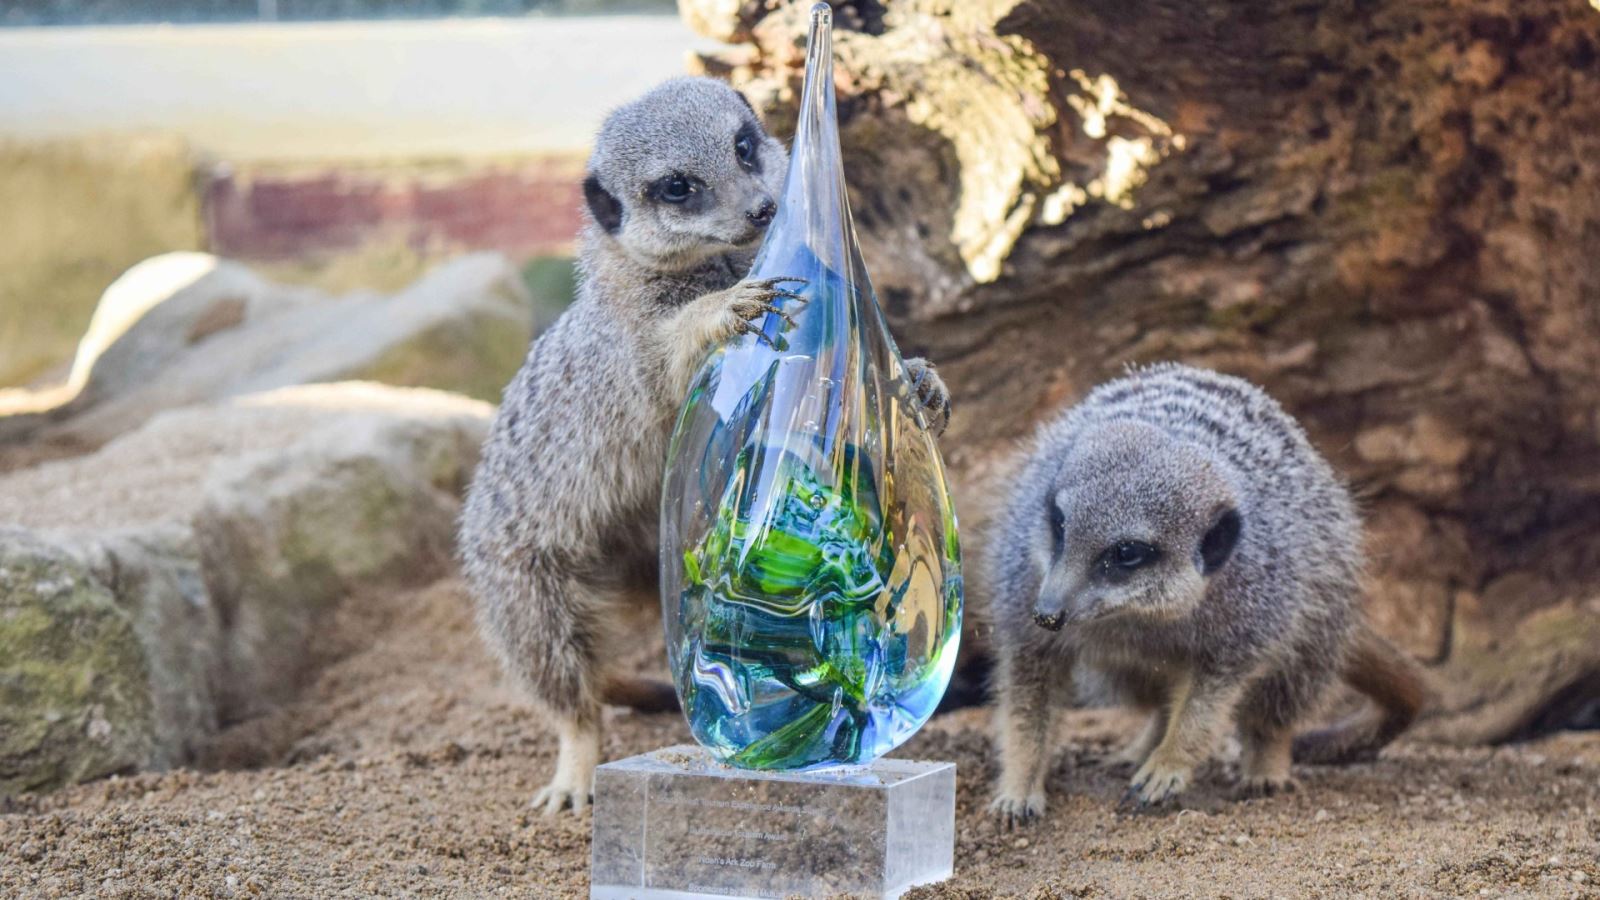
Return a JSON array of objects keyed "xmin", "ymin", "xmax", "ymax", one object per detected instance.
[
  {"xmin": 1099, "ymin": 540, "xmax": 1159, "ymax": 572},
  {"xmin": 650, "ymin": 174, "xmax": 693, "ymax": 203},
  {"xmin": 734, "ymin": 124, "xmax": 762, "ymax": 173},
  {"xmin": 583, "ymin": 175, "xmax": 622, "ymax": 233},
  {"xmin": 646, "ymin": 173, "xmax": 704, "ymax": 206},
  {"xmin": 1198, "ymin": 508, "xmax": 1241, "ymax": 574}
]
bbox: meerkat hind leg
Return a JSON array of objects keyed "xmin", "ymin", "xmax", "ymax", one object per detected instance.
[
  {"xmin": 533, "ymin": 716, "xmax": 601, "ymax": 816},
  {"xmin": 1113, "ymin": 707, "xmax": 1167, "ymax": 770},
  {"xmin": 1236, "ymin": 722, "xmax": 1297, "ymax": 797}
]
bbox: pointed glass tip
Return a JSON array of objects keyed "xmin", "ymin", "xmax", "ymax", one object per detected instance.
[{"xmin": 805, "ymin": 4, "xmax": 833, "ymax": 82}]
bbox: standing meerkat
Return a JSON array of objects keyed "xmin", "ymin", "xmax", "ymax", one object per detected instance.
[
  {"xmin": 460, "ymin": 77, "xmax": 951, "ymax": 815},
  {"xmin": 985, "ymin": 363, "xmax": 1426, "ymax": 822}
]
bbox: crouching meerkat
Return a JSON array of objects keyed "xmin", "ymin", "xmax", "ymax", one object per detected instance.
[
  {"xmin": 985, "ymin": 363, "xmax": 1427, "ymax": 822},
  {"xmin": 459, "ymin": 77, "xmax": 952, "ymax": 815}
]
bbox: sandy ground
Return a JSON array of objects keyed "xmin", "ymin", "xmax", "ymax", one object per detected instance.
[{"xmin": 4, "ymin": 576, "xmax": 1599, "ymax": 899}]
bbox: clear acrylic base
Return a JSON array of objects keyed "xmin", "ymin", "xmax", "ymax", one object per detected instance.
[{"xmin": 590, "ymin": 745, "xmax": 956, "ymax": 899}]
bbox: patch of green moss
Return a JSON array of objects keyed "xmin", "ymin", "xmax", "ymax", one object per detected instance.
[
  {"xmin": 280, "ymin": 457, "xmax": 421, "ymax": 589},
  {"xmin": 354, "ymin": 309, "xmax": 530, "ymax": 404},
  {"xmin": 0, "ymin": 536, "xmax": 154, "ymax": 795}
]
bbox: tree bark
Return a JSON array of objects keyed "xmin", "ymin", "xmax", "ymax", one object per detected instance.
[{"xmin": 684, "ymin": 0, "xmax": 1600, "ymax": 741}]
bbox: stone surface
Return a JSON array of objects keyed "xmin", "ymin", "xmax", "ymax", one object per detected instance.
[
  {"xmin": 0, "ymin": 529, "xmax": 155, "ymax": 795},
  {"xmin": 0, "ymin": 251, "xmax": 532, "ymax": 446},
  {"xmin": 0, "ymin": 382, "xmax": 491, "ymax": 794},
  {"xmin": 194, "ymin": 385, "xmax": 484, "ymax": 717},
  {"xmin": 592, "ymin": 746, "xmax": 955, "ymax": 899}
]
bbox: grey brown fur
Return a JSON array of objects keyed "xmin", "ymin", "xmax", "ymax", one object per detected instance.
[
  {"xmin": 459, "ymin": 77, "xmax": 949, "ymax": 816},
  {"xmin": 985, "ymin": 363, "xmax": 1425, "ymax": 823}
]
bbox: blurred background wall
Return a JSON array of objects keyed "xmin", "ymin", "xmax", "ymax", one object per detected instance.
[{"xmin": 0, "ymin": 1, "xmax": 704, "ymax": 389}]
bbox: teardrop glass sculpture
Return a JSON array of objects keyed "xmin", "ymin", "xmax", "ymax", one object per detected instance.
[{"xmin": 660, "ymin": 3, "xmax": 962, "ymax": 771}]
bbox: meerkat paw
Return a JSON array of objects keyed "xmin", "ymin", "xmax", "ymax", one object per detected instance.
[
  {"xmin": 533, "ymin": 719, "xmax": 600, "ymax": 816},
  {"xmin": 1124, "ymin": 756, "xmax": 1193, "ymax": 808},
  {"xmin": 1234, "ymin": 774, "xmax": 1298, "ymax": 799},
  {"xmin": 532, "ymin": 777, "xmax": 593, "ymax": 816},
  {"xmin": 903, "ymin": 357, "xmax": 951, "ymax": 436},
  {"xmin": 988, "ymin": 790, "xmax": 1046, "ymax": 828},
  {"xmin": 719, "ymin": 275, "xmax": 808, "ymax": 349}
]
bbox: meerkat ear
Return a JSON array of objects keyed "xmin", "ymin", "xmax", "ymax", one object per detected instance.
[
  {"xmin": 1198, "ymin": 508, "xmax": 1241, "ymax": 575},
  {"xmin": 583, "ymin": 174, "xmax": 623, "ymax": 233}
]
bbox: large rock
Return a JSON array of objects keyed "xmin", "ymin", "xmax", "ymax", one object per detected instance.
[
  {"xmin": 0, "ymin": 531, "xmax": 155, "ymax": 795},
  {"xmin": 0, "ymin": 382, "xmax": 491, "ymax": 794},
  {"xmin": 0, "ymin": 251, "xmax": 532, "ymax": 446},
  {"xmin": 194, "ymin": 385, "xmax": 483, "ymax": 718}
]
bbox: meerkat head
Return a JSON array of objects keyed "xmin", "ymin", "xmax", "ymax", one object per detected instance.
[
  {"xmin": 1030, "ymin": 421, "xmax": 1243, "ymax": 630},
  {"xmin": 582, "ymin": 77, "xmax": 788, "ymax": 272}
]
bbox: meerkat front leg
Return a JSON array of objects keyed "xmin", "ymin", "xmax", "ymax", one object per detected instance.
[
  {"xmin": 989, "ymin": 645, "xmax": 1061, "ymax": 827},
  {"xmin": 661, "ymin": 275, "xmax": 807, "ymax": 399},
  {"xmin": 902, "ymin": 357, "xmax": 951, "ymax": 437},
  {"xmin": 1127, "ymin": 672, "xmax": 1241, "ymax": 807}
]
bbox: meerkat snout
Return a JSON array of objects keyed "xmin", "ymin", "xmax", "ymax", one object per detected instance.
[{"xmin": 747, "ymin": 197, "xmax": 776, "ymax": 226}]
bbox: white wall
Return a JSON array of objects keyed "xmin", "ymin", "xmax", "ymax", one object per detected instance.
[{"xmin": 0, "ymin": 17, "xmax": 718, "ymax": 160}]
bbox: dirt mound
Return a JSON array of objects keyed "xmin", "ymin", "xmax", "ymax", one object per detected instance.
[{"xmin": 4, "ymin": 575, "xmax": 1597, "ymax": 897}]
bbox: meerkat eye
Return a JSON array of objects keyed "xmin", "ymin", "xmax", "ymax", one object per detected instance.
[
  {"xmin": 1104, "ymin": 540, "xmax": 1158, "ymax": 571},
  {"xmin": 653, "ymin": 174, "xmax": 694, "ymax": 204},
  {"xmin": 734, "ymin": 130, "xmax": 758, "ymax": 170}
]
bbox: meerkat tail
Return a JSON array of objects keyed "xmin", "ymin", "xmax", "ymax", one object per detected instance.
[
  {"xmin": 1292, "ymin": 623, "xmax": 1430, "ymax": 765},
  {"xmin": 601, "ymin": 675, "xmax": 681, "ymax": 713}
]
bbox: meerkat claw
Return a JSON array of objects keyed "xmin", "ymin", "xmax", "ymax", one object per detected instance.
[
  {"xmin": 734, "ymin": 320, "xmax": 779, "ymax": 349},
  {"xmin": 757, "ymin": 304, "xmax": 798, "ymax": 329},
  {"xmin": 1126, "ymin": 768, "xmax": 1188, "ymax": 809},
  {"xmin": 1118, "ymin": 785, "xmax": 1142, "ymax": 811},
  {"xmin": 988, "ymin": 793, "xmax": 1044, "ymax": 829},
  {"xmin": 902, "ymin": 357, "xmax": 951, "ymax": 436},
  {"xmin": 753, "ymin": 275, "xmax": 808, "ymax": 289},
  {"xmin": 1235, "ymin": 776, "xmax": 1298, "ymax": 799},
  {"xmin": 532, "ymin": 784, "xmax": 590, "ymax": 817}
]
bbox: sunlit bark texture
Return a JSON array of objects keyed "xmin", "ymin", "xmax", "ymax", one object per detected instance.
[{"xmin": 683, "ymin": 0, "xmax": 1600, "ymax": 741}]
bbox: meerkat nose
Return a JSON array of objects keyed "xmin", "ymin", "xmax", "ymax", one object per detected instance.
[
  {"xmin": 1033, "ymin": 609, "xmax": 1066, "ymax": 631},
  {"xmin": 747, "ymin": 199, "xmax": 776, "ymax": 226}
]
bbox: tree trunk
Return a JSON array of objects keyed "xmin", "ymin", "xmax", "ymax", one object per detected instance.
[{"xmin": 683, "ymin": 0, "xmax": 1600, "ymax": 741}]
